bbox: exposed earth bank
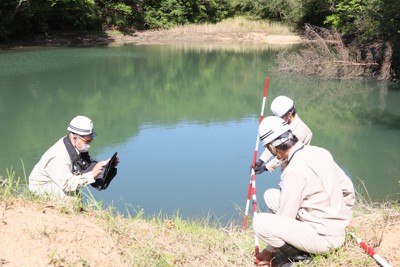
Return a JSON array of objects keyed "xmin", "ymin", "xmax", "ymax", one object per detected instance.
[
  {"xmin": 0, "ymin": 200, "xmax": 399, "ymax": 266},
  {"xmin": 1, "ymin": 29, "xmax": 303, "ymax": 48}
]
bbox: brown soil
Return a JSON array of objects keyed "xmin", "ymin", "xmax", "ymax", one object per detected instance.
[
  {"xmin": 351, "ymin": 208, "xmax": 400, "ymax": 266},
  {"xmin": 1, "ymin": 199, "xmax": 399, "ymax": 267},
  {"xmin": 110, "ymin": 31, "xmax": 303, "ymax": 45},
  {"xmin": 378, "ymin": 222, "xmax": 400, "ymax": 264},
  {"xmin": 0, "ymin": 200, "xmax": 126, "ymax": 266}
]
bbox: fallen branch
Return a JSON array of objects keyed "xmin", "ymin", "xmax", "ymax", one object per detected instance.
[{"xmin": 334, "ymin": 61, "xmax": 378, "ymax": 66}]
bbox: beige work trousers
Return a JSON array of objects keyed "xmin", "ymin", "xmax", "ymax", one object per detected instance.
[{"xmin": 253, "ymin": 188, "xmax": 345, "ymax": 254}]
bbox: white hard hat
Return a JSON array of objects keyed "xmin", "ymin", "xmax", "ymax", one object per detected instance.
[
  {"xmin": 270, "ymin": 96, "xmax": 294, "ymax": 117},
  {"xmin": 259, "ymin": 116, "xmax": 290, "ymax": 146},
  {"xmin": 67, "ymin": 115, "xmax": 96, "ymax": 136}
]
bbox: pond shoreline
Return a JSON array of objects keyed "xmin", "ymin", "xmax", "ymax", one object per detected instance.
[{"xmin": 1, "ymin": 29, "xmax": 304, "ymax": 49}]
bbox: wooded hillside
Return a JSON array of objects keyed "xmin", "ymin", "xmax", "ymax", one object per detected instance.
[{"xmin": 0, "ymin": 0, "xmax": 399, "ymax": 81}]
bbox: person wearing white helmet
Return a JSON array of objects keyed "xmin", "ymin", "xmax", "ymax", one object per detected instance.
[
  {"xmin": 29, "ymin": 115, "xmax": 118, "ymax": 200},
  {"xmin": 254, "ymin": 95, "xmax": 313, "ymax": 175},
  {"xmin": 253, "ymin": 116, "xmax": 355, "ymax": 266}
]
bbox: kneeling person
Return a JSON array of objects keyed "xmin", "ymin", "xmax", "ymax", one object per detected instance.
[{"xmin": 253, "ymin": 116, "xmax": 355, "ymax": 266}]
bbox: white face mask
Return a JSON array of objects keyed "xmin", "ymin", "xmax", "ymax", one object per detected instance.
[
  {"xmin": 78, "ymin": 143, "xmax": 90, "ymax": 153},
  {"xmin": 73, "ymin": 135, "xmax": 91, "ymax": 153}
]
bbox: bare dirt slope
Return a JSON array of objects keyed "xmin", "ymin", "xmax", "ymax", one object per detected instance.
[
  {"xmin": 109, "ymin": 30, "xmax": 303, "ymax": 45},
  {"xmin": 0, "ymin": 200, "xmax": 127, "ymax": 267},
  {"xmin": 2, "ymin": 29, "xmax": 303, "ymax": 48},
  {"xmin": 352, "ymin": 209, "xmax": 400, "ymax": 266},
  {"xmin": 1, "ymin": 200, "xmax": 399, "ymax": 267}
]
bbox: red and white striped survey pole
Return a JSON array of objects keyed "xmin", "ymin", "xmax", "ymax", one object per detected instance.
[
  {"xmin": 246, "ymin": 77, "xmax": 269, "ymax": 256},
  {"xmin": 243, "ymin": 77, "xmax": 269, "ymax": 231},
  {"xmin": 250, "ymin": 167, "xmax": 260, "ymax": 255},
  {"xmin": 349, "ymin": 232, "xmax": 392, "ymax": 267}
]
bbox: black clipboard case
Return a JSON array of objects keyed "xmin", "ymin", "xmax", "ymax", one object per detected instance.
[{"xmin": 91, "ymin": 152, "xmax": 118, "ymax": 191}]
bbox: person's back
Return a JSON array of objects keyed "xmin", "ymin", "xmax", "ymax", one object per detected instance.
[
  {"xmin": 288, "ymin": 114, "xmax": 312, "ymax": 146},
  {"xmin": 29, "ymin": 137, "xmax": 78, "ymax": 198},
  {"xmin": 280, "ymin": 144, "xmax": 353, "ymax": 236}
]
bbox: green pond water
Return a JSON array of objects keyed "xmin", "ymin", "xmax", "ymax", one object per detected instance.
[{"xmin": 1, "ymin": 43, "xmax": 399, "ymax": 222}]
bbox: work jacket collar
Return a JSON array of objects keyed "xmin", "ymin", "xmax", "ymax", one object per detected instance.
[
  {"xmin": 63, "ymin": 135, "xmax": 79, "ymax": 162},
  {"xmin": 63, "ymin": 136, "xmax": 95, "ymax": 174},
  {"xmin": 287, "ymin": 141, "xmax": 304, "ymax": 164}
]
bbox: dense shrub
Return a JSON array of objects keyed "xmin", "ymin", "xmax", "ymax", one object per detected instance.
[{"xmin": 142, "ymin": 0, "xmax": 234, "ymax": 29}]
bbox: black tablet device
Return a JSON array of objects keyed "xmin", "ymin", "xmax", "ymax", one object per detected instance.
[{"xmin": 91, "ymin": 152, "xmax": 118, "ymax": 191}]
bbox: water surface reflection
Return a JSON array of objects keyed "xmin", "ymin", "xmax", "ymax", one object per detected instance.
[{"xmin": 1, "ymin": 44, "xmax": 399, "ymax": 223}]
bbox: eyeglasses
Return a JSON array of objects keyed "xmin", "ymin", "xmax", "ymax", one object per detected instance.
[{"xmin": 78, "ymin": 136, "xmax": 93, "ymax": 144}]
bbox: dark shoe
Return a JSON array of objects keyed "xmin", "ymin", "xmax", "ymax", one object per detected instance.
[
  {"xmin": 278, "ymin": 257, "xmax": 313, "ymax": 267},
  {"xmin": 274, "ymin": 243, "xmax": 313, "ymax": 266},
  {"xmin": 270, "ymin": 254, "xmax": 290, "ymax": 267}
]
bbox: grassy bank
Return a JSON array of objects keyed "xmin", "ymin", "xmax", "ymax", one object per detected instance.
[{"xmin": 1, "ymin": 170, "xmax": 399, "ymax": 266}]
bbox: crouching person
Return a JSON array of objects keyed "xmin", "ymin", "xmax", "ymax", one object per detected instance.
[
  {"xmin": 29, "ymin": 115, "xmax": 119, "ymax": 201},
  {"xmin": 253, "ymin": 116, "xmax": 355, "ymax": 266}
]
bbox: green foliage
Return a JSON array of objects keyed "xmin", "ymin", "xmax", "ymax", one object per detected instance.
[
  {"xmin": 0, "ymin": 0, "xmax": 48, "ymax": 40},
  {"xmin": 237, "ymin": 0, "xmax": 332, "ymax": 30},
  {"xmin": 47, "ymin": 0, "xmax": 101, "ymax": 31},
  {"xmin": 324, "ymin": 0, "xmax": 380, "ymax": 41},
  {"xmin": 143, "ymin": 0, "xmax": 189, "ymax": 29},
  {"xmin": 379, "ymin": 0, "xmax": 400, "ymax": 38},
  {"xmin": 323, "ymin": 0, "xmax": 400, "ymax": 78},
  {"xmin": 0, "ymin": 0, "xmax": 19, "ymax": 40},
  {"xmin": 324, "ymin": 0, "xmax": 399, "ymax": 42},
  {"xmin": 0, "ymin": 0, "xmax": 102, "ymax": 40},
  {"xmin": 0, "ymin": 0, "xmax": 235, "ymax": 39},
  {"xmin": 291, "ymin": 0, "xmax": 332, "ymax": 28},
  {"xmin": 97, "ymin": 1, "xmax": 134, "ymax": 31},
  {"xmin": 142, "ymin": 0, "xmax": 234, "ymax": 29},
  {"xmin": 236, "ymin": 0, "xmax": 293, "ymax": 21}
]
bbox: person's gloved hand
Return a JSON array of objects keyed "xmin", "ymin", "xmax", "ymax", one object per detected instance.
[
  {"xmin": 250, "ymin": 159, "xmax": 264, "ymax": 173},
  {"xmin": 254, "ymin": 164, "xmax": 267, "ymax": 175},
  {"xmin": 255, "ymin": 159, "xmax": 264, "ymax": 168}
]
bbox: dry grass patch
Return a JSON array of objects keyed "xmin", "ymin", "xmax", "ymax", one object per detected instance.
[
  {"xmin": 167, "ymin": 17, "xmax": 294, "ymax": 35},
  {"xmin": 111, "ymin": 214, "xmax": 255, "ymax": 266},
  {"xmin": 122, "ymin": 17, "xmax": 302, "ymax": 48}
]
